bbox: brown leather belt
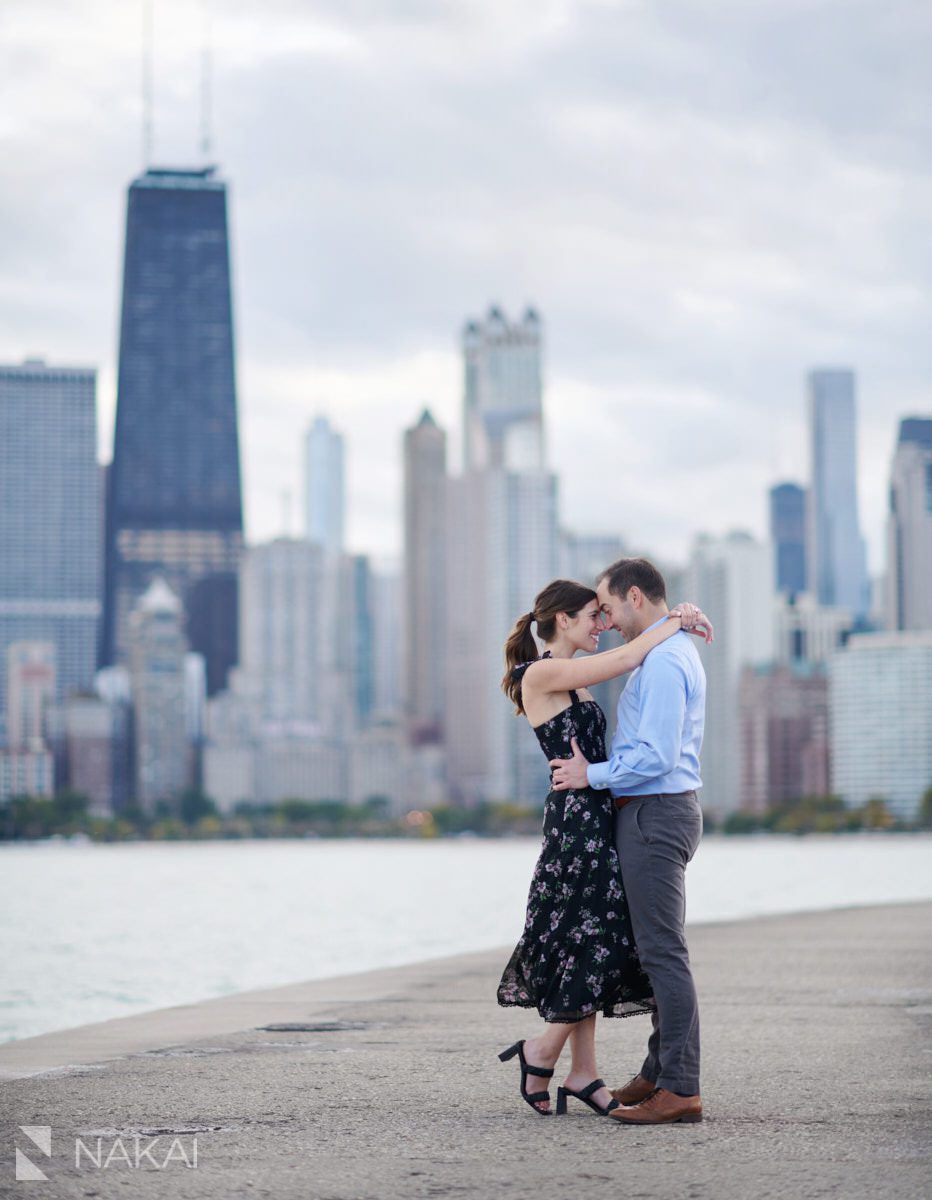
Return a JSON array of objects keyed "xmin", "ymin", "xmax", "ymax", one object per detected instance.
[{"xmin": 614, "ymin": 791, "xmax": 696, "ymax": 811}]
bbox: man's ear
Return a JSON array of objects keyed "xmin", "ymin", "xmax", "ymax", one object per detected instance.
[{"xmin": 629, "ymin": 586, "xmax": 642, "ymax": 609}]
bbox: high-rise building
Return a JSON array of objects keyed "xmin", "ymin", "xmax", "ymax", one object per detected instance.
[
  {"xmin": 775, "ymin": 594, "xmax": 853, "ymax": 664},
  {"xmin": 446, "ymin": 469, "xmax": 559, "ymax": 806},
  {"xmin": 103, "ymin": 168, "xmax": 243, "ymax": 697},
  {"xmin": 739, "ymin": 663, "xmax": 830, "ymax": 812},
  {"xmin": 128, "ymin": 577, "xmax": 190, "ymax": 811},
  {"xmin": 807, "ymin": 369, "xmax": 868, "ymax": 616},
  {"xmin": 5, "ymin": 642, "xmax": 55, "ymax": 750},
  {"xmin": 0, "ymin": 749, "xmax": 54, "ymax": 803},
  {"xmin": 403, "ymin": 410, "xmax": 448, "ymax": 741},
  {"xmin": 0, "ymin": 359, "xmax": 101, "ymax": 733},
  {"xmin": 64, "ymin": 694, "xmax": 119, "ymax": 817},
  {"xmin": 685, "ymin": 531, "xmax": 775, "ymax": 814},
  {"xmin": 447, "ymin": 305, "xmax": 558, "ymax": 805},
  {"xmin": 768, "ymin": 482, "xmax": 807, "ymax": 596},
  {"xmin": 238, "ymin": 539, "xmax": 325, "ymax": 727},
  {"xmin": 885, "ymin": 417, "xmax": 932, "ymax": 632},
  {"xmin": 462, "ymin": 306, "xmax": 543, "ymax": 471},
  {"xmin": 830, "ymin": 631, "xmax": 932, "ymax": 822},
  {"xmin": 335, "ymin": 552, "xmax": 375, "ymax": 732},
  {"xmin": 372, "ymin": 568, "xmax": 402, "ymax": 719},
  {"xmin": 304, "ymin": 416, "xmax": 345, "ymax": 556}
]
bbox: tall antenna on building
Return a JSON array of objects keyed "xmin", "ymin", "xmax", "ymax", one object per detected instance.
[
  {"xmin": 142, "ymin": 0, "xmax": 154, "ymax": 167},
  {"xmin": 199, "ymin": 0, "xmax": 213, "ymax": 161}
]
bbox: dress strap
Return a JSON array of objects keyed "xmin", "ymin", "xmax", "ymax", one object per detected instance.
[
  {"xmin": 512, "ymin": 649, "xmax": 553, "ymax": 684},
  {"xmin": 569, "ymin": 689, "xmax": 580, "ymax": 705}
]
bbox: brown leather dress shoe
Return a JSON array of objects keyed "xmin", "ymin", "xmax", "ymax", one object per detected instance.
[
  {"xmin": 610, "ymin": 1074, "xmax": 657, "ymax": 1106},
  {"xmin": 608, "ymin": 1087, "xmax": 702, "ymax": 1124}
]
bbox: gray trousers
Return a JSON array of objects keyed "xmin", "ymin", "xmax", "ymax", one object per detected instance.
[{"xmin": 614, "ymin": 791, "xmax": 703, "ymax": 1095}]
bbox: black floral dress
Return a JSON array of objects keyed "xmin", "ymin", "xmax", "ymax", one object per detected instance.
[{"xmin": 497, "ymin": 655, "xmax": 655, "ymax": 1023}]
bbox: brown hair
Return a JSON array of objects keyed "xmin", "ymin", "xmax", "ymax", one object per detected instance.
[
  {"xmin": 501, "ymin": 579, "xmax": 598, "ymax": 714},
  {"xmin": 597, "ymin": 557, "xmax": 667, "ymax": 604}
]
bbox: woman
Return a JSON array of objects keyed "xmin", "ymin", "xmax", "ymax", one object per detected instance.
[{"xmin": 496, "ymin": 579, "xmax": 711, "ymax": 1117}]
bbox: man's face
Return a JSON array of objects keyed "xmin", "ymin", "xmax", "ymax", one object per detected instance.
[{"xmin": 596, "ymin": 580, "xmax": 638, "ymax": 641}]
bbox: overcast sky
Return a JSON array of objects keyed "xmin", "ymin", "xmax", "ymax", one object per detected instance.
[{"xmin": 2, "ymin": 0, "xmax": 930, "ymax": 575}]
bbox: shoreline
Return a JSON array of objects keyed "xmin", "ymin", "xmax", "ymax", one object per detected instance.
[
  {"xmin": 4, "ymin": 827, "xmax": 932, "ymax": 847},
  {"xmin": 2, "ymin": 896, "xmax": 930, "ymax": 1081}
]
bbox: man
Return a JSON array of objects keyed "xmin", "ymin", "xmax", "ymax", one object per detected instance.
[{"xmin": 550, "ymin": 557, "xmax": 707, "ymax": 1124}]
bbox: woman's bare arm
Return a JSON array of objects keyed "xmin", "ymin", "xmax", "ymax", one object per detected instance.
[{"xmin": 524, "ymin": 614, "xmax": 685, "ymax": 693}]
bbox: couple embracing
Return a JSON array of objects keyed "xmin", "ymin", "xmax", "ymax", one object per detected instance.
[{"xmin": 497, "ymin": 557, "xmax": 711, "ymax": 1125}]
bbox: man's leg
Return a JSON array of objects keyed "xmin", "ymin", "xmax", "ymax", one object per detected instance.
[{"xmin": 615, "ymin": 792, "xmax": 703, "ymax": 1095}]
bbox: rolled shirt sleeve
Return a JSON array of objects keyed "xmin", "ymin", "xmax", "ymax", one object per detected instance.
[{"xmin": 586, "ymin": 652, "xmax": 687, "ymax": 793}]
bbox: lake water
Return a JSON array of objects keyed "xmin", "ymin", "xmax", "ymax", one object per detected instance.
[{"xmin": 2, "ymin": 834, "xmax": 931, "ymax": 1045}]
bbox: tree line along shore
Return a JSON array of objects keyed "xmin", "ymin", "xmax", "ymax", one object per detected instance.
[{"xmin": 2, "ymin": 787, "xmax": 931, "ymax": 842}]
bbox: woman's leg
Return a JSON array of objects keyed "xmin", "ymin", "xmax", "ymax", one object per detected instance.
[
  {"xmin": 521, "ymin": 1023, "xmax": 574, "ymax": 1113},
  {"xmin": 562, "ymin": 1016, "xmax": 614, "ymax": 1110}
]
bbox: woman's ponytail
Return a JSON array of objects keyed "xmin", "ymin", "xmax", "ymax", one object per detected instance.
[{"xmin": 501, "ymin": 612, "xmax": 538, "ymax": 714}]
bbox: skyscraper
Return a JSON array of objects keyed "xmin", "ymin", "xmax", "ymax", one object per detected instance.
[
  {"xmin": 334, "ymin": 552, "xmax": 376, "ymax": 733},
  {"xmin": 462, "ymin": 306, "xmax": 543, "ymax": 471},
  {"xmin": 830, "ymin": 631, "xmax": 932, "ymax": 822},
  {"xmin": 128, "ymin": 578, "xmax": 190, "ymax": 811},
  {"xmin": 768, "ymin": 482, "xmax": 807, "ymax": 596},
  {"xmin": 806, "ymin": 369, "xmax": 868, "ymax": 616},
  {"xmin": 0, "ymin": 359, "xmax": 101, "ymax": 732},
  {"xmin": 103, "ymin": 167, "xmax": 243, "ymax": 696},
  {"xmin": 739, "ymin": 662, "xmax": 829, "ymax": 812},
  {"xmin": 371, "ymin": 568, "xmax": 402, "ymax": 719},
  {"xmin": 447, "ymin": 305, "xmax": 558, "ymax": 805},
  {"xmin": 5, "ymin": 642, "xmax": 55, "ymax": 750},
  {"xmin": 446, "ymin": 469, "xmax": 559, "ymax": 805},
  {"xmin": 885, "ymin": 417, "xmax": 932, "ymax": 631},
  {"xmin": 685, "ymin": 531, "xmax": 775, "ymax": 813},
  {"xmin": 403, "ymin": 410, "xmax": 447, "ymax": 741},
  {"xmin": 304, "ymin": 416, "xmax": 345, "ymax": 556},
  {"xmin": 238, "ymin": 539, "xmax": 325, "ymax": 727}
]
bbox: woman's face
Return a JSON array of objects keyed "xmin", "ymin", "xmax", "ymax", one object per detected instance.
[{"xmin": 565, "ymin": 601, "xmax": 602, "ymax": 654}]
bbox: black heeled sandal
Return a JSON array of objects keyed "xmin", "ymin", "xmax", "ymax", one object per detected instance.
[
  {"xmin": 498, "ymin": 1040, "xmax": 555, "ymax": 1115},
  {"xmin": 555, "ymin": 1078, "xmax": 619, "ymax": 1116}
]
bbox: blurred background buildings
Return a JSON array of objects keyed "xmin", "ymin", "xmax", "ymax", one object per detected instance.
[{"xmin": 1, "ymin": 161, "xmax": 930, "ymax": 824}]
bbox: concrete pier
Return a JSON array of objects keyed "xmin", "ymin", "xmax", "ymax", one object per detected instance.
[{"xmin": 1, "ymin": 902, "xmax": 930, "ymax": 1198}]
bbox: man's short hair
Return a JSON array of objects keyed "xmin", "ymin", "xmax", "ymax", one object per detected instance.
[{"xmin": 597, "ymin": 557, "xmax": 667, "ymax": 604}]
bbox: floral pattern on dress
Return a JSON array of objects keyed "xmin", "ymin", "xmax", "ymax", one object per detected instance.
[{"xmin": 497, "ymin": 655, "xmax": 655, "ymax": 1023}]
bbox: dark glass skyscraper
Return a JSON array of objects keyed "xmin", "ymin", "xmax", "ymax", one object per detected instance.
[
  {"xmin": 768, "ymin": 481, "xmax": 807, "ymax": 596},
  {"xmin": 102, "ymin": 168, "xmax": 243, "ymax": 695}
]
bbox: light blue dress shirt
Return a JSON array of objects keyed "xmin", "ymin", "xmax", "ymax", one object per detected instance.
[{"xmin": 586, "ymin": 617, "xmax": 706, "ymax": 796}]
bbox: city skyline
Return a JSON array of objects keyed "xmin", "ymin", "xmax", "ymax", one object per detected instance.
[{"xmin": 3, "ymin": 1, "xmax": 930, "ymax": 571}]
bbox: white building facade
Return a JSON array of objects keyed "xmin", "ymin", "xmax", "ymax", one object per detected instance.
[{"xmin": 830, "ymin": 631, "xmax": 932, "ymax": 821}]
